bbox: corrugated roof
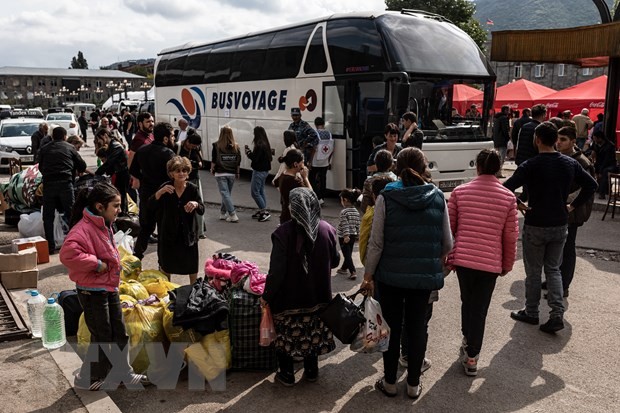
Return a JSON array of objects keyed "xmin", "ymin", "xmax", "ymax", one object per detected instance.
[
  {"xmin": 0, "ymin": 67, "xmax": 145, "ymax": 78},
  {"xmin": 491, "ymin": 21, "xmax": 620, "ymax": 67}
]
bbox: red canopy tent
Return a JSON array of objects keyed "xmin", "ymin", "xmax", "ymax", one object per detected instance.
[
  {"xmin": 541, "ymin": 75, "xmax": 609, "ymax": 118},
  {"xmin": 494, "ymin": 79, "xmax": 556, "ymax": 112},
  {"xmin": 542, "ymin": 75, "xmax": 620, "ymax": 146},
  {"xmin": 452, "ymin": 84, "xmax": 483, "ymax": 116}
]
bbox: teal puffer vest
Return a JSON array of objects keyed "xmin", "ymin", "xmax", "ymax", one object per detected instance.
[{"xmin": 375, "ymin": 182, "xmax": 445, "ymax": 290}]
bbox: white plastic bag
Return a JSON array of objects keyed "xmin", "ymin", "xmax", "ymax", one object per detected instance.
[
  {"xmin": 18, "ymin": 211, "xmax": 44, "ymax": 237},
  {"xmin": 54, "ymin": 211, "xmax": 70, "ymax": 246},
  {"xmin": 349, "ymin": 297, "xmax": 390, "ymax": 353},
  {"xmin": 114, "ymin": 229, "xmax": 134, "ymax": 252}
]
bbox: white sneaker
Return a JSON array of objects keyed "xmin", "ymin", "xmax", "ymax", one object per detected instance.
[
  {"xmin": 226, "ymin": 213, "xmax": 239, "ymax": 223},
  {"xmin": 407, "ymin": 382, "xmax": 422, "ymax": 399},
  {"xmin": 421, "ymin": 357, "xmax": 431, "ymax": 373},
  {"xmin": 319, "ymin": 199, "xmax": 325, "ymax": 206},
  {"xmin": 219, "ymin": 213, "xmax": 228, "ymax": 220}
]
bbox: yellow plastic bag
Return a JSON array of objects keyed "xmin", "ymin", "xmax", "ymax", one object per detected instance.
[
  {"xmin": 184, "ymin": 330, "xmax": 231, "ymax": 382},
  {"xmin": 119, "ymin": 280, "xmax": 149, "ymax": 300},
  {"xmin": 122, "ymin": 302, "xmax": 166, "ymax": 374},
  {"xmin": 119, "ymin": 245, "xmax": 142, "ymax": 281},
  {"xmin": 76, "ymin": 313, "xmax": 91, "ymax": 358},
  {"xmin": 127, "ymin": 195, "xmax": 139, "ymax": 215},
  {"xmin": 145, "ymin": 278, "xmax": 180, "ymax": 298},
  {"xmin": 162, "ymin": 305, "xmax": 201, "ymax": 344},
  {"xmin": 138, "ymin": 270, "xmax": 168, "ymax": 286},
  {"xmin": 119, "ymin": 294, "xmax": 138, "ymax": 305}
]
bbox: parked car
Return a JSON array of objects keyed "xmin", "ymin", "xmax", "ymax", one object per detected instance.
[
  {"xmin": 0, "ymin": 118, "xmax": 41, "ymax": 166},
  {"xmin": 44, "ymin": 112, "xmax": 80, "ymax": 136}
]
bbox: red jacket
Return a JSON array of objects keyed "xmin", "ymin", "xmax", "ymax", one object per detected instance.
[
  {"xmin": 59, "ymin": 209, "xmax": 121, "ymax": 292},
  {"xmin": 447, "ymin": 175, "xmax": 519, "ymax": 274}
]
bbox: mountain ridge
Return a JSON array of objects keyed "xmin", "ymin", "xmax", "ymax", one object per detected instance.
[{"xmin": 473, "ymin": 0, "xmax": 615, "ymax": 32}]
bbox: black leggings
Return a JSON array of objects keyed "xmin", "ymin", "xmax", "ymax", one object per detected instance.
[{"xmin": 339, "ymin": 236, "xmax": 357, "ymax": 274}]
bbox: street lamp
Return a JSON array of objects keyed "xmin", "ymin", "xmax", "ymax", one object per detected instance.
[
  {"xmin": 106, "ymin": 81, "xmax": 117, "ymax": 102},
  {"xmin": 59, "ymin": 86, "xmax": 69, "ymax": 105},
  {"xmin": 122, "ymin": 79, "xmax": 129, "ymax": 100},
  {"xmin": 78, "ymin": 85, "xmax": 88, "ymax": 102},
  {"xmin": 140, "ymin": 81, "xmax": 150, "ymax": 101}
]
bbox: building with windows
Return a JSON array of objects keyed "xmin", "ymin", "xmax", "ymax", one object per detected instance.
[
  {"xmin": 0, "ymin": 67, "xmax": 147, "ymax": 108},
  {"xmin": 490, "ymin": 61, "xmax": 607, "ymax": 90}
]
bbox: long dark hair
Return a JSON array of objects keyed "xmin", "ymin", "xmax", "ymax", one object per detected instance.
[
  {"xmin": 395, "ymin": 147, "xmax": 431, "ymax": 187},
  {"xmin": 253, "ymin": 126, "xmax": 273, "ymax": 162},
  {"xmin": 70, "ymin": 182, "xmax": 120, "ymax": 228}
]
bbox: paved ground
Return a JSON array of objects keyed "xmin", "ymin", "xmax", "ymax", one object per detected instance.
[{"xmin": 1, "ymin": 155, "xmax": 619, "ymax": 412}]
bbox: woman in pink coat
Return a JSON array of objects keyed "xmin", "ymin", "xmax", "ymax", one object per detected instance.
[{"xmin": 447, "ymin": 149, "xmax": 519, "ymax": 377}]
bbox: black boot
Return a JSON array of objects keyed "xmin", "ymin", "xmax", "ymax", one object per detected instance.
[
  {"xmin": 303, "ymin": 355, "xmax": 318, "ymax": 382},
  {"xmin": 276, "ymin": 353, "xmax": 295, "ymax": 386}
]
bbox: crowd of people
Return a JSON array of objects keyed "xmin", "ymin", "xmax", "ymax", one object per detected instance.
[{"xmin": 35, "ymin": 101, "xmax": 605, "ymax": 400}]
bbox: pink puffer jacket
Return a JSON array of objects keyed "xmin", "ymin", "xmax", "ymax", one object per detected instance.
[
  {"xmin": 60, "ymin": 209, "xmax": 121, "ymax": 292},
  {"xmin": 447, "ymin": 175, "xmax": 519, "ymax": 274}
]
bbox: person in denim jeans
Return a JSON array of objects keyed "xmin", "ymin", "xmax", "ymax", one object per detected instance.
[
  {"xmin": 245, "ymin": 126, "xmax": 273, "ymax": 222},
  {"xmin": 504, "ymin": 122, "xmax": 597, "ymax": 333},
  {"xmin": 211, "ymin": 126, "xmax": 241, "ymax": 222}
]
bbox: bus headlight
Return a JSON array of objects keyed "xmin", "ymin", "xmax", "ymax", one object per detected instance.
[{"xmin": 0, "ymin": 145, "xmax": 14, "ymax": 153}]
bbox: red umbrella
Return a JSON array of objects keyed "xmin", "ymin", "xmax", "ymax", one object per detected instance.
[
  {"xmin": 452, "ymin": 84, "xmax": 483, "ymax": 115},
  {"xmin": 541, "ymin": 75, "xmax": 608, "ymax": 118},
  {"xmin": 495, "ymin": 79, "xmax": 556, "ymax": 112}
]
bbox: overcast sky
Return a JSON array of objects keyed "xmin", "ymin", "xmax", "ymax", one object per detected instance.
[{"xmin": 0, "ymin": 0, "xmax": 386, "ymax": 69}]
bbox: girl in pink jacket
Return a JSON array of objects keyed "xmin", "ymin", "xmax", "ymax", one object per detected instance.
[
  {"xmin": 60, "ymin": 182, "xmax": 149, "ymax": 391},
  {"xmin": 447, "ymin": 149, "xmax": 519, "ymax": 377}
]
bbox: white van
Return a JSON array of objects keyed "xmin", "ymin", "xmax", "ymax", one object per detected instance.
[{"xmin": 66, "ymin": 103, "xmax": 96, "ymax": 117}]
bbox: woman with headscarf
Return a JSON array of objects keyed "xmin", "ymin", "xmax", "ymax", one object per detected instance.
[
  {"xmin": 361, "ymin": 147, "xmax": 453, "ymax": 400},
  {"xmin": 261, "ymin": 187, "xmax": 340, "ymax": 387}
]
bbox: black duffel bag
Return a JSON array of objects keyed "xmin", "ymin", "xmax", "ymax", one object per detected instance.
[{"xmin": 319, "ymin": 290, "xmax": 365, "ymax": 344}]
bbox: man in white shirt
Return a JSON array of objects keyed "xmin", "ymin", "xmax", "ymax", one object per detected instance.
[{"xmin": 174, "ymin": 119, "xmax": 189, "ymax": 144}]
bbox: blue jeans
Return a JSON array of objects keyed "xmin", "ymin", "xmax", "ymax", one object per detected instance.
[
  {"xmin": 522, "ymin": 224, "xmax": 568, "ymax": 318},
  {"xmin": 250, "ymin": 170, "xmax": 269, "ymax": 210},
  {"xmin": 42, "ymin": 180, "xmax": 74, "ymax": 252},
  {"xmin": 215, "ymin": 176, "xmax": 236, "ymax": 214}
]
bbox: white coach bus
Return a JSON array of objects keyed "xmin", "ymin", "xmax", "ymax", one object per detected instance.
[{"xmin": 154, "ymin": 10, "xmax": 496, "ymax": 190}]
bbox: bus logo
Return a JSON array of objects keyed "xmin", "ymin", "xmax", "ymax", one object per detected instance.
[
  {"xmin": 167, "ymin": 87, "xmax": 206, "ymax": 128},
  {"xmin": 299, "ymin": 89, "xmax": 317, "ymax": 112}
]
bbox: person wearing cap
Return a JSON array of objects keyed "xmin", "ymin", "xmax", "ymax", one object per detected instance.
[
  {"xmin": 561, "ymin": 110, "xmax": 576, "ymax": 129},
  {"xmin": 289, "ymin": 107, "xmax": 319, "ymax": 165},
  {"xmin": 571, "ymin": 109, "xmax": 593, "ymax": 149}
]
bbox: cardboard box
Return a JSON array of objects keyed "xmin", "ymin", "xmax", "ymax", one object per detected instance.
[
  {"xmin": 12, "ymin": 236, "xmax": 49, "ymax": 264},
  {"xmin": 0, "ymin": 247, "xmax": 38, "ymax": 272},
  {"xmin": 1, "ymin": 268, "xmax": 38, "ymax": 290}
]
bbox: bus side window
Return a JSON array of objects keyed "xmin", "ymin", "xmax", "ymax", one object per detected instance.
[
  {"xmin": 264, "ymin": 25, "xmax": 313, "ymax": 79},
  {"xmin": 304, "ymin": 26, "xmax": 328, "ymax": 74}
]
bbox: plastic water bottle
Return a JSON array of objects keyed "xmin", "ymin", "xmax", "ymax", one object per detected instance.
[
  {"xmin": 42, "ymin": 297, "xmax": 66, "ymax": 349},
  {"xmin": 27, "ymin": 290, "xmax": 46, "ymax": 338}
]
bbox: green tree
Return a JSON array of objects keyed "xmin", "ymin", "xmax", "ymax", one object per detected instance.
[
  {"xmin": 70, "ymin": 51, "xmax": 88, "ymax": 69},
  {"xmin": 385, "ymin": 0, "xmax": 488, "ymax": 50}
]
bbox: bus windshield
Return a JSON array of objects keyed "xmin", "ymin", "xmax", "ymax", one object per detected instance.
[{"xmin": 407, "ymin": 80, "xmax": 489, "ymax": 142}]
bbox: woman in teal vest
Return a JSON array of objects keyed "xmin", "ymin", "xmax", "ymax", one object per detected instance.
[{"xmin": 361, "ymin": 147, "xmax": 453, "ymax": 400}]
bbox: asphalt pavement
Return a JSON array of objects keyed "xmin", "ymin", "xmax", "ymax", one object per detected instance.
[{"xmin": 0, "ymin": 154, "xmax": 619, "ymax": 413}]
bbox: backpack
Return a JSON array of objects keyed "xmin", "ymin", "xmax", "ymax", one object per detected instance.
[{"xmin": 58, "ymin": 289, "xmax": 82, "ymax": 336}]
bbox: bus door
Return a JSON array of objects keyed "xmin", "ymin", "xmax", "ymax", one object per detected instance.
[{"xmin": 324, "ymin": 80, "xmax": 387, "ymax": 188}]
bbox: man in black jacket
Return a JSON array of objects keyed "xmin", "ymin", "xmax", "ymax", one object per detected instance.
[
  {"xmin": 129, "ymin": 122, "xmax": 175, "ymax": 259},
  {"xmin": 493, "ymin": 105, "xmax": 511, "ymax": 175},
  {"xmin": 591, "ymin": 130, "xmax": 619, "ymax": 199},
  {"xmin": 39, "ymin": 126, "xmax": 87, "ymax": 254},
  {"xmin": 95, "ymin": 127, "xmax": 129, "ymax": 214},
  {"xmin": 510, "ymin": 108, "xmax": 531, "ymax": 148},
  {"xmin": 516, "ymin": 104, "xmax": 547, "ymax": 166},
  {"xmin": 31, "ymin": 122, "xmax": 49, "ymax": 163}
]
